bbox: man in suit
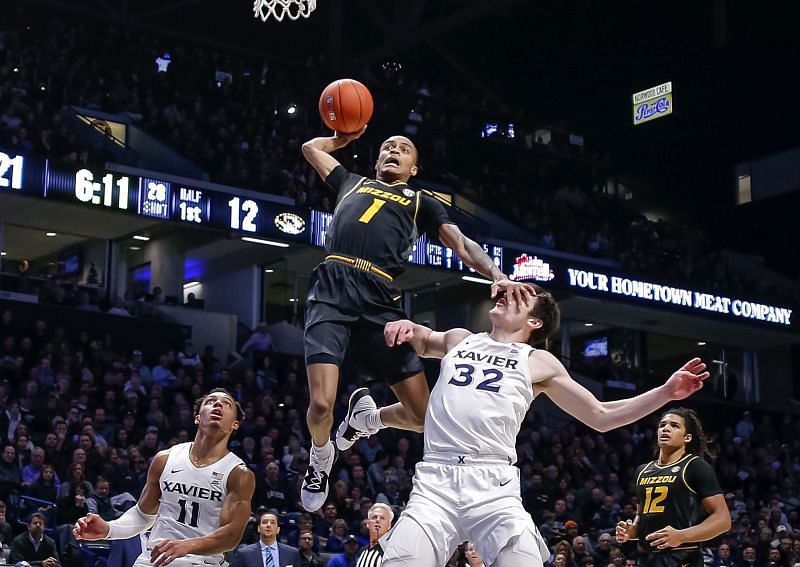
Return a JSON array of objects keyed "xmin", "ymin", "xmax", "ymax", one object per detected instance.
[
  {"xmin": 234, "ymin": 509, "xmax": 301, "ymax": 567},
  {"xmin": 9, "ymin": 512, "xmax": 60, "ymax": 566}
]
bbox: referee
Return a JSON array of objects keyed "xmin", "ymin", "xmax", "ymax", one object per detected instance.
[{"xmin": 356, "ymin": 503, "xmax": 394, "ymax": 567}]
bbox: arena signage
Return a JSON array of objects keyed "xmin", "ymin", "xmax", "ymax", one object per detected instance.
[
  {"xmin": 503, "ymin": 248, "xmax": 795, "ymax": 329},
  {"xmin": 632, "ymin": 81, "xmax": 673, "ymax": 125},
  {"xmin": 566, "ymin": 268, "xmax": 793, "ymax": 326}
]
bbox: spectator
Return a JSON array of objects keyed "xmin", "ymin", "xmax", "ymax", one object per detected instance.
[
  {"xmin": 0, "ymin": 444, "xmax": 21, "ymax": 502},
  {"xmin": 327, "ymin": 534, "xmax": 360, "ymax": 567},
  {"xmin": 86, "ymin": 478, "xmax": 121, "ymax": 521},
  {"xmin": 713, "ymin": 543, "xmax": 735, "ymax": 567},
  {"xmin": 177, "ymin": 340, "xmax": 201, "ymax": 369},
  {"xmin": 0, "ymin": 500, "xmax": 13, "ymax": 547},
  {"xmin": 326, "ymin": 518, "xmax": 351, "ymax": 553},
  {"xmin": 26, "ymin": 464, "xmax": 59, "ymax": 502},
  {"xmin": 735, "ymin": 411, "xmax": 755, "ymax": 441},
  {"xmin": 22, "ymin": 446, "xmax": 61, "ymax": 489},
  {"xmin": 592, "ymin": 533, "xmax": 614, "ymax": 566},
  {"xmin": 254, "ymin": 462, "xmax": 294, "ymax": 514},
  {"xmin": 129, "ymin": 349, "xmax": 151, "ymax": 383},
  {"xmin": 573, "ymin": 536, "xmax": 591, "ymax": 567},
  {"xmin": 241, "ymin": 323, "xmax": 274, "ymax": 369},
  {"xmin": 8, "ymin": 512, "xmax": 60, "ymax": 566},
  {"xmin": 298, "ymin": 529, "xmax": 324, "ymax": 567},
  {"xmin": 287, "ymin": 513, "xmax": 319, "ymax": 550},
  {"xmin": 150, "ymin": 354, "xmax": 178, "ymax": 388},
  {"xmin": 464, "ymin": 541, "xmax": 487, "ymax": 567},
  {"xmin": 58, "ymin": 462, "xmax": 93, "ymax": 499}
]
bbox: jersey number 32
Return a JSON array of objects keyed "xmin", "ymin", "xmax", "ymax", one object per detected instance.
[{"xmin": 449, "ymin": 364, "xmax": 502, "ymax": 392}]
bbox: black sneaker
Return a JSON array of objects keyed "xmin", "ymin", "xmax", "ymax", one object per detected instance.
[{"xmin": 335, "ymin": 387, "xmax": 378, "ymax": 451}]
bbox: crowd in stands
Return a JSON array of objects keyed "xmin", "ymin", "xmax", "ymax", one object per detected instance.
[
  {"xmin": 1, "ymin": 5, "xmax": 798, "ymax": 306},
  {"xmin": 0, "ymin": 302, "xmax": 798, "ymax": 566}
]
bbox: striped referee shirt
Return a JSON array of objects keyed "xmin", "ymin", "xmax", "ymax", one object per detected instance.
[{"xmin": 355, "ymin": 544, "xmax": 384, "ymax": 567}]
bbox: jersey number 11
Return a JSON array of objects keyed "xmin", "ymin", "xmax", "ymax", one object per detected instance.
[{"xmin": 178, "ymin": 499, "xmax": 200, "ymax": 527}]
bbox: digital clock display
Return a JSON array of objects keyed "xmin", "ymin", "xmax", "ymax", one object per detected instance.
[{"xmin": 1, "ymin": 149, "xmax": 308, "ymax": 242}]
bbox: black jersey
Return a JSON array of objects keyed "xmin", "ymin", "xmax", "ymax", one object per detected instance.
[
  {"xmin": 324, "ymin": 166, "xmax": 451, "ymax": 276},
  {"xmin": 636, "ymin": 454, "xmax": 722, "ymax": 552}
]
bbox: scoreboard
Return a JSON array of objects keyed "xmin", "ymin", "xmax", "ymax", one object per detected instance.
[{"xmin": 0, "ymin": 149, "xmax": 309, "ymax": 242}]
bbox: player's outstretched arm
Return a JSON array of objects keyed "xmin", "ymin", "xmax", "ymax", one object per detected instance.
[
  {"xmin": 533, "ymin": 352, "xmax": 709, "ymax": 432},
  {"xmin": 150, "ymin": 465, "xmax": 255, "ymax": 566},
  {"xmin": 438, "ymin": 224, "xmax": 533, "ymax": 303},
  {"xmin": 302, "ymin": 127, "xmax": 367, "ymax": 180},
  {"xmin": 384, "ymin": 320, "xmax": 470, "ymax": 359},
  {"xmin": 74, "ymin": 450, "xmax": 166, "ymax": 541}
]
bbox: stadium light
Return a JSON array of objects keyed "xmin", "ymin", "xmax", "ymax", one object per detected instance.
[
  {"xmin": 241, "ymin": 236, "xmax": 289, "ymax": 248},
  {"xmin": 461, "ymin": 276, "xmax": 493, "ymax": 285}
]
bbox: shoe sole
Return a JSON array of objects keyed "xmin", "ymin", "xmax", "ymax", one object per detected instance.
[
  {"xmin": 335, "ymin": 387, "xmax": 371, "ymax": 451},
  {"xmin": 301, "ymin": 443, "xmax": 338, "ymax": 512}
]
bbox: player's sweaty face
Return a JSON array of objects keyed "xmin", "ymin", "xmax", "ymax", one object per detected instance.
[{"xmin": 376, "ymin": 137, "xmax": 417, "ymax": 180}]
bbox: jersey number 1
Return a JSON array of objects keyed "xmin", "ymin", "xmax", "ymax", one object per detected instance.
[
  {"xmin": 358, "ymin": 198, "xmax": 387, "ymax": 224},
  {"xmin": 178, "ymin": 499, "xmax": 200, "ymax": 527}
]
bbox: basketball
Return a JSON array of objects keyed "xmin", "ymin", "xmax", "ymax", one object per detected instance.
[{"xmin": 318, "ymin": 78, "xmax": 374, "ymax": 134}]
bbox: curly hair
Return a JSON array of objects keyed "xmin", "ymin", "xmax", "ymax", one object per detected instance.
[{"xmin": 656, "ymin": 407, "xmax": 713, "ymax": 459}]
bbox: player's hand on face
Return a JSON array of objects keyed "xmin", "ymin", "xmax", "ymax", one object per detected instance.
[
  {"xmin": 151, "ymin": 538, "xmax": 195, "ymax": 566},
  {"xmin": 615, "ymin": 520, "xmax": 633, "ymax": 543},
  {"xmin": 491, "ymin": 279, "xmax": 535, "ymax": 312},
  {"xmin": 73, "ymin": 513, "xmax": 109, "ymax": 541},
  {"xmin": 646, "ymin": 525, "xmax": 685, "ymax": 549},
  {"xmin": 665, "ymin": 358, "xmax": 709, "ymax": 400},
  {"xmin": 384, "ymin": 320, "xmax": 415, "ymax": 347}
]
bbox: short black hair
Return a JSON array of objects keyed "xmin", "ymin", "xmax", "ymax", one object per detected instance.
[
  {"xmin": 257, "ymin": 508, "xmax": 280, "ymax": 523},
  {"xmin": 193, "ymin": 388, "xmax": 244, "ymax": 421},
  {"xmin": 29, "ymin": 512, "xmax": 47, "ymax": 524},
  {"xmin": 527, "ymin": 284, "xmax": 561, "ymax": 345}
]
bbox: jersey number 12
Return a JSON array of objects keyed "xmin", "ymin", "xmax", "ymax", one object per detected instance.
[
  {"xmin": 642, "ymin": 486, "xmax": 668, "ymax": 514},
  {"xmin": 177, "ymin": 499, "xmax": 200, "ymax": 527}
]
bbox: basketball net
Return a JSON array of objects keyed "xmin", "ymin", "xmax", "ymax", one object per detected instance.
[{"xmin": 253, "ymin": 0, "xmax": 317, "ymax": 22}]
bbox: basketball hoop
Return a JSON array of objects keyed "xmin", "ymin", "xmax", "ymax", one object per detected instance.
[{"xmin": 253, "ymin": 0, "xmax": 317, "ymax": 22}]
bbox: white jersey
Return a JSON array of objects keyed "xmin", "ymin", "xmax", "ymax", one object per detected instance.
[
  {"xmin": 424, "ymin": 333, "xmax": 540, "ymax": 463},
  {"xmin": 146, "ymin": 442, "xmax": 244, "ymax": 566}
]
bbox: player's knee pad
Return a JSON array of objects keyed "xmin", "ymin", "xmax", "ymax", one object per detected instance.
[
  {"xmin": 382, "ymin": 517, "xmax": 439, "ymax": 567},
  {"xmin": 493, "ymin": 528, "xmax": 544, "ymax": 567}
]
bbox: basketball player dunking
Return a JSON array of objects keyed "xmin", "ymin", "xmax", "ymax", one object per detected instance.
[
  {"xmin": 73, "ymin": 389, "xmax": 255, "ymax": 567},
  {"xmin": 299, "ymin": 127, "xmax": 531, "ymax": 511},
  {"xmin": 376, "ymin": 284, "xmax": 710, "ymax": 567}
]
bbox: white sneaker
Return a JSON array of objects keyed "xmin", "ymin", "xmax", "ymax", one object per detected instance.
[
  {"xmin": 301, "ymin": 440, "xmax": 336, "ymax": 512},
  {"xmin": 335, "ymin": 387, "xmax": 378, "ymax": 451}
]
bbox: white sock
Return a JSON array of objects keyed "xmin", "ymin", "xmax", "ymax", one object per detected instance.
[
  {"xmin": 365, "ymin": 408, "xmax": 386, "ymax": 431},
  {"xmin": 312, "ymin": 439, "xmax": 333, "ymax": 460}
]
